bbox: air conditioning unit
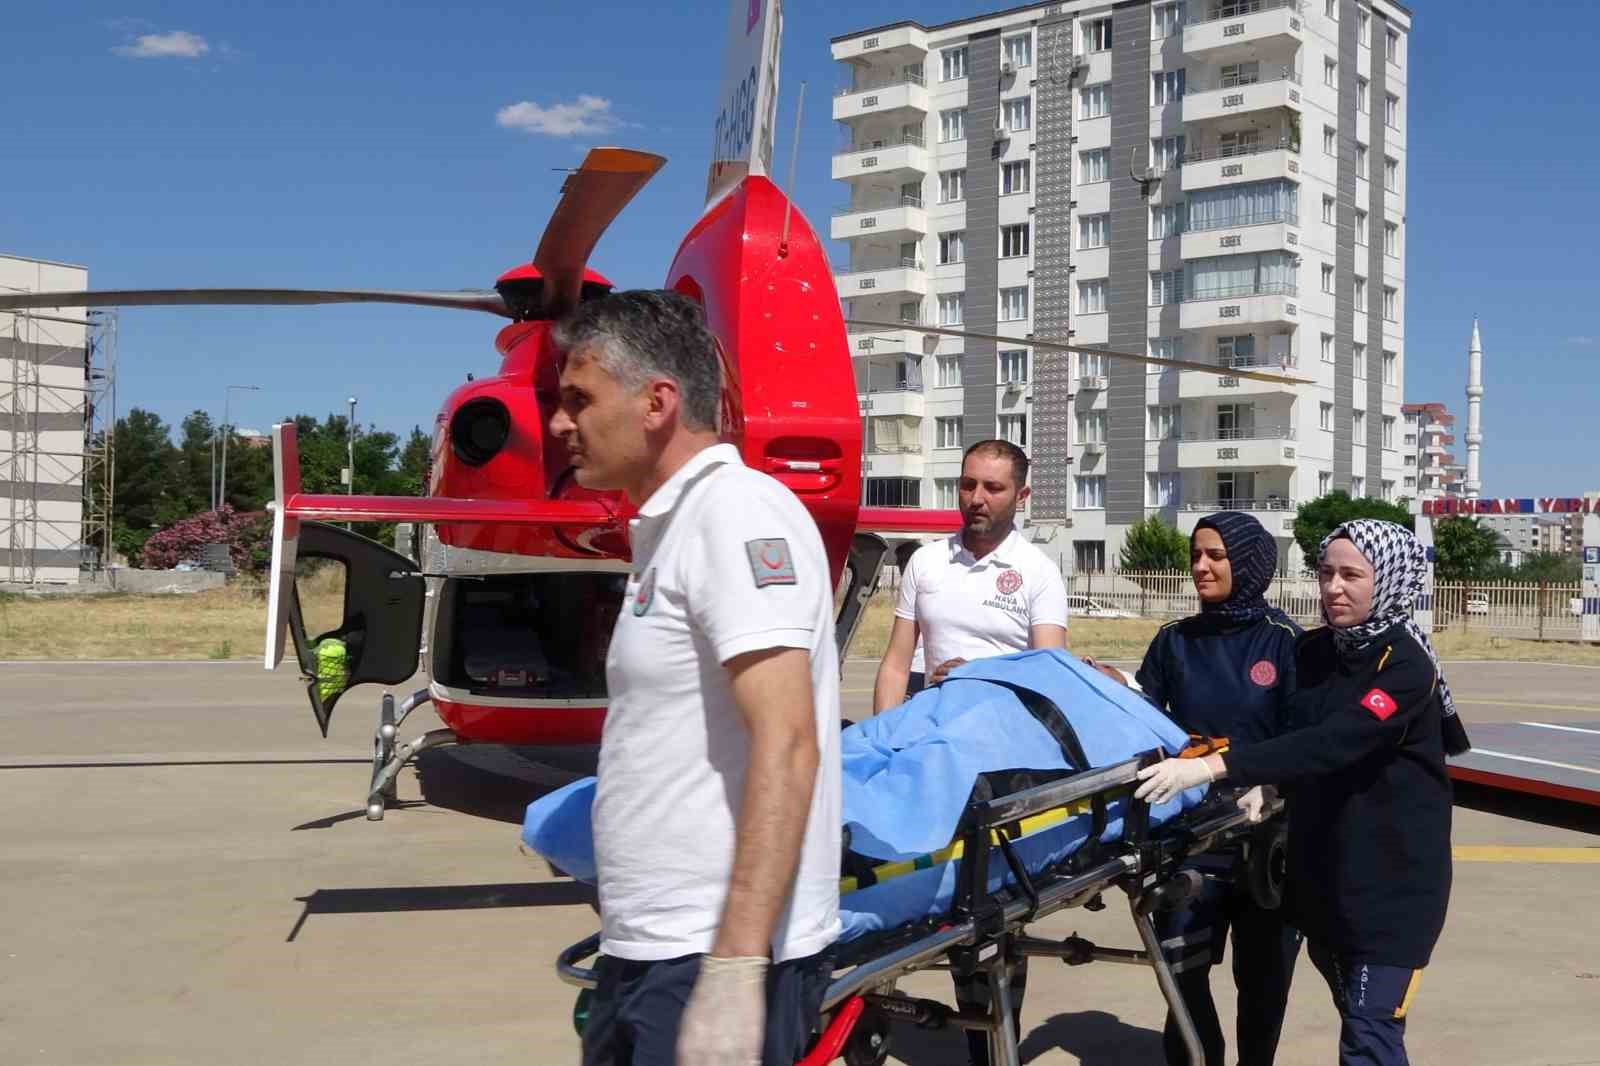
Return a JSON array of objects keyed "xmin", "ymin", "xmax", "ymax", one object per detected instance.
[
  {"xmin": 1004, "ymin": 379, "xmax": 1023, "ymax": 394},
  {"xmin": 994, "ymin": 117, "xmax": 1009, "ymax": 140},
  {"xmin": 1081, "ymin": 375, "xmax": 1109, "ymax": 391},
  {"xmin": 1001, "ymin": 60, "xmax": 1016, "ymax": 77},
  {"xmin": 1070, "ymin": 51, "xmax": 1090, "ymax": 71}
]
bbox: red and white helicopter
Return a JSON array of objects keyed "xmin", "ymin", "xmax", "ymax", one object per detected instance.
[{"xmin": 0, "ymin": 0, "xmax": 1301, "ymax": 820}]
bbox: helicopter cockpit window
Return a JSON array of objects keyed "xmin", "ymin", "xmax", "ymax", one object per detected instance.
[
  {"xmin": 434, "ymin": 572, "xmax": 625, "ymax": 699},
  {"xmin": 295, "ymin": 556, "xmax": 349, "ymax": 646}
]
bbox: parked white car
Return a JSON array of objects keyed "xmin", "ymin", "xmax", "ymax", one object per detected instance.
[{"xmin": 1068, "ymin": 595, "xmax": 1139, "ymax": 620}]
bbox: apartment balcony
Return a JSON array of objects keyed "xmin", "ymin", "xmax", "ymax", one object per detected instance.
[
  {"xmin": 835, "ymin": 261, "xmax": 927, "ymax": 301},
  {"xmin": 833, "ymin": 73, "xmax": 929, "ymax": 122},
  {"xmin": 859, "ymin": 386, "xmax": 926, "ymax": 419},
  {"xmin": 1177, "ymin": 426, "xmax": 1300, "ymax": 469},
  {"xmin": 849, "ymin": 324, "xmax": 935, "ymax": 358},
  {"xmin": 831, "ymin": 196, "xmax": 928, "ymax": 242},
  {"xmin": 1183, "ymin": 0, "xmax": 1306, "ymax": 62},
  {"xmin": 1183, "ymin": 67, "xmax": 1303, "ymax": 125},
  {"xmin": 862, "ymin": 448, "xmax": 926, "ymax": 479},
  {"xmin": 1177, "ymin": 284, "xmax": 1300, "ymax": 332},
  {"xmin": 1182, "ymin": 142, "xmax": 1301, "ymax": 192},
  {"xmin": 1077, "ymin": 375, "xmax": 1109, "ymax": 392},
  {"xmin": 831, "ymin": 26, "xmax": 929, "ymax": 64},
  {"xmin": 1180, "ymin": 214, "xmax": 1299, "ymax": 260},
  {"xmin": 1175, "ymin": 496, "xmax": 1297, "ymax": 534},
  {"xmin": 832, "ymin": 136, "xmax": 930, "ymax": 181},
  {"xmin": 1178, "ymin": 356, "xmax": 1301, "ymax": 399}
]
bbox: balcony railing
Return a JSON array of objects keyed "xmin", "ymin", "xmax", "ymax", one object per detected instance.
[
  {"xmin": 867, "ymin": 441, "xmax": 923, "ymax": 455},
  {"xmin": 1192, "ymin": 66, "xmax": 1302, "ymax": 92},
  {"xmin": 839, "ymin": 131, "xmax": 926, "ymax": 153},
  {"xmin": 1186, "ymin": 281, "xmax": 1298, "ymax": 301},
  {"xmin": 1185, "ymin": 0, "xmax": 1303, "ymax": 31},
  {"xmin": 1216, "ymin": 353, "xmax": 1298, "ymax": 370},
  {"xmin": 837, "ymin": 71, "xmax": 926, "ymax": 96},
  {"xmin": 1180, "ymin": 496, "xmax": 1297, "ymax": 511},
  {"xmin": 1184, "ymin": 425, "xmax": 1296, "ymax": 442},
  {"xmin": 1187, "ymin": 207, "xmax": 1300, "ymax": 233},
  {"xmin": 833, "ymin": 194, "xmax": 925, "ymax": 215},
  {"xmin": 1185, "ymin": 137, "xmax": 1299, "ymax": 162}
]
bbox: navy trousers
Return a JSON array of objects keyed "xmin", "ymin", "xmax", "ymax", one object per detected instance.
[{"xmin": 1307, "ymin": 940, "xmax": 1423, "ymax": 1066}]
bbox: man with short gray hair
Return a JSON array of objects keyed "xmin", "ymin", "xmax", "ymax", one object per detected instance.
[{"xmin": 549, "ymin": 290, "xmax": 840, "ymax": 1066}]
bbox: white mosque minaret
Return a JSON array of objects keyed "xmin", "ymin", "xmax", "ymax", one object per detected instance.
[{"xmin": 1464, "ymin": 317, "xmax": 1483, "ymax": 500}]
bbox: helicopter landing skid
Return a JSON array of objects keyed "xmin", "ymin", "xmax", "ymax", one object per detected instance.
[{"xmin": 366, "ymin": 688, "xmax": 456, "ymax": 820}]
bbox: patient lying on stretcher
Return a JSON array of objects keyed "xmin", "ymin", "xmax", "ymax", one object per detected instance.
[{"xmin": 522, "ymin": 649, "xmax": 1210, "ymax": 944}]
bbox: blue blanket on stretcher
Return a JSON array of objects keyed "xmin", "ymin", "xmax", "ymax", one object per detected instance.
[{"xmin": 521, "ymin": 650, "xmax": 1205, "ymax": 943}]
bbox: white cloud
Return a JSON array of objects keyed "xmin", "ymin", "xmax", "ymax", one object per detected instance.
[
  {"xmin": 113, "ymin": 31, "xmax": 210, "ymax": 59},
  {"xmin": 496, "ymin": 95, "xmax": 619, "ymax": 137}
]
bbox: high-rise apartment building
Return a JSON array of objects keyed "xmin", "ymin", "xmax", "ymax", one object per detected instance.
[
  {"xmin": 1401, "ymin": 401, "xmax": 1458, "ymax": 500},
  {"xmin": 833, "ymin": 0, "xmax": 1410, "ymax": 569}
]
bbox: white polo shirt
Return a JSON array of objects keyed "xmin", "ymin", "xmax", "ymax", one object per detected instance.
[
  {"xmin": 594, "ymin": 443, "xmax": 841, "ymax": 963},
  {"xmin": 896, "ymin": 529, "xmax": 1069, "ymax": 670}
]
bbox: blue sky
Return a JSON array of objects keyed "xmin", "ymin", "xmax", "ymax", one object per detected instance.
[{"xmin": 4, "ymin": 1, "xmax": 1595, "ymax": 496}]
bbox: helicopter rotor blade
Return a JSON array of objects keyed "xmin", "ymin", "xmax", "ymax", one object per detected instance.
[
  {"xmin": 533, "ymin": 147, "xmax": 667, "ymax": 319},
  {"xmin": 843, "ymin": 319, "xmax": 1312, "ymax": 385},
  {"xmin": 0, "ymin": 288, "xmax": 513, "ymax": 317}
]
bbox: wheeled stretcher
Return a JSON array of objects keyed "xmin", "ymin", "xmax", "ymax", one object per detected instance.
[{"xmin": 549, "ymin": 755, "xmax": 1284, "ymax": 1066}]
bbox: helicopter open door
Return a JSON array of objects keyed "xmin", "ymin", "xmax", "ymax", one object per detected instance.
[{"xmin": 281, "ymin": 522, "xmax": 425, "ymax": 736}]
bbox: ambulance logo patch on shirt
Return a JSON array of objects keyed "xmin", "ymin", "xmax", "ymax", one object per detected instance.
[
  {"xmin": 745, "ymin": 538, "xmax": 797, "ymax": 588},
  {"xmin": 1361, "ymin": 687, "xmax": 1398, "ymax": 721},
  {"xmin": 1249, "ymin": 660, "xmax": 1279, "ymax": 688},
  {"xmin": 995, "ymin": 569, "xmax": 1023, "ymax": 595},
  {"xmin": 631, "ymin": 568, "xmax": 656, "ymax": 616}
]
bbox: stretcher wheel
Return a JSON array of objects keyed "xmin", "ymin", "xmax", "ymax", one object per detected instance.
[
  {"xmin": 842, "ymin": 1004, "xmax": 891, "ymax": 1066},
  {"xmin": 573, "ymin": 987, "xmax": 593, "ymax": 1037},
  {"xmin": 1248, "ymin": 821, "xmax": 1288, "ymax": 911}
]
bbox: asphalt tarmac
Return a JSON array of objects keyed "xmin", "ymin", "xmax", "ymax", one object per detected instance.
[{"xmin": 1, "ymin": 658, "xmax": 1596, "ymax": 1065}]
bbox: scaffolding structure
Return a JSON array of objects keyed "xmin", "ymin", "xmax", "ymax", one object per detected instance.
[{"xmin": 1, "ymin": 271, "xmax": 117, "ymax": 586}]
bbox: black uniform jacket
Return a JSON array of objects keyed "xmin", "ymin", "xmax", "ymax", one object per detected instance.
[
  {"xmin": 1134, "ymin": 609, "xmax": 1301, "ymax": 745},
  {"xmin": 1224, "ymin": 626, "xmax": 1452, "ymax": 968}
]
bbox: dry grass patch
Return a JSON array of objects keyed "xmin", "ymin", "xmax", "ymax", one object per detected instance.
[{"xmin": 848, "ymin": 593, "xmax": 1162, "ymax": 663}]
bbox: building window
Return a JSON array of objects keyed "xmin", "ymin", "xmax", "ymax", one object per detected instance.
[
  {"xmin": 1384, "ymin": 221, "xmax": 1398, "ymax": 257},
  {"xmin": 1386, "ymin": 93, "xmax": 1400, "ymax": 129},
  {"xmin": 1356, "ymin": 144, "xmax": 1368, "ymax": 178},
  {"xmin": 934, "ymin": 478, "xmax": 958, "ymax": 509},
  {"xmin": 1404, "ymin": 475, "xmax": 1416, "ymax": 489},
  {"xmin": 1075, "ymin": 475, "xmax": 1106, "ymax": 510},
  {"xmin": 941, "ymin": 47, "xmax": 968, "ymax": 82},
  {"xmin": 1387, "ymin": 29, "xmax": 1401, "ymax": 64},
  {"xmin": 1077, "ymin": 410, "xmax": 1107, "ymax": 444},
  {"xmin": 938, "ymin": 231, "xmax": 965, "ymax": 265},
  {"xmin": 1324, "ymin": 0, "xmax": 1337, "ymax": 18},
  {"xmin": 1354, "ymin": 276, "xmax": 1367, "ymax": 312},
  {"xmin": 1217, "ymin": 334, "xmax": 1255, "ymax": 368},
  {"xmin": 1354, "ymin": 342, "xmax": 1366, "ymax": 379},
  {"xmin": 940, "ymin": 108, "xmax": 967, "ymax": 143},
  {"xmin": 1355, "ymin": 210, "xmax": 1367, "ymax": 246},
  {"xmin": 998, "ymin": 349, "xmax": 1029, "ymax": 383},
  {"xmin": 1149, "ymin": 336, "xmax": 1182, "ymax": 373},
  {"xmin": 1356, "ymin": 76, "xmax": 1369, "ymax": 113},
  {"xmin": 1321, "ymin": 333, "xmax": 1335, "ymax": 363},
  {"xmin": 999, "ymin": 414, "xmax": 1027, "ymax": 447},
  {"xmin": 898, "ymin": 300, "xmax": 920, "ymax": 324},
  {"xmin": 1384, "ymin": 156, "xmax": 1398, "ymax": 192},
  {"xmin": 1352, "ymin": 475, "xmax": 1366, "ymax": 498},
  {"xmin": 1152, "ymin": 69, "xmax": 1186, "ymax": 106},
  {"xmin": 1080, "ymin": 351, "xmax": 1110, "ymax": 378},
  {"xmin": 1323, "ymin": 125, "xmax": 1336, "ymax": 156},
  {"xmin": 938, "ymin": 293, "xmax": 964, "ymax": 326},
  {"xmin": 1358, "ymin": 9, "xmax": 1370, "ymax": 43},
  {"xmin": 1078, "ymin": 279, "xmax": 1108, "ymax": 314},
  {"xmin": 935, "ymin": 416, "xmax": 963, "ymax": 448},
  {"xmin": 936, "ymin": 355, "xmax": 961, "ymax": 387},
  {"xmin": 1074, "ymin": 540, "xmax": 1106, "ymax": 572},
  {"xmin": 1003, "ymin": 98, "xmax": 1032, "ymax": 132},
  {"xmin": 1001, "ymin": 160, "xmax": 1031, "ymax": 195},
  {"xmin": 1078, "ymin": 213, "xmax": 1109, "ymax": 249},
  {"xmin": 1083, "ymin": 18, "xmax": 1113, "ymax": 52},
  {"xmin": 1080, "ymin": 148, "xmax": 1110, "ymax": 184},
  {"xmin": 1001, "ymin": 223, "xmax": 1030, "ymax": 258},
  {"xmin": 1153, "ymin": 2, "xmax": 1186, "ymax": 38},
  {"xmin": 1320, "ymin": 402, "xmax": 1334, "ymax": 431},
  {"xmin": 1147, "ymin": 472, "xmax": 1181, "ymax": 507},
  {"xmin": 1382, "ymin": 349, "xmax": 1396, "ymax": 385},
  {"xmin": 1004, "ymin": 34, "xmax": 1033, "ymax": 69},
  {"xmin": 1150, "ymin": 269, "xmax": 1184, "ymax": 306},
  {"xmin": 1324, "ymin": 57, "xmax": 1337, "ymax": 87},
  {"xmin": 1383, "ymin": 286, "xmax": 1398, "ymax": 321},
  {"xmin": 865, "ymin": 477, "xmax": 921, "ymax": 507},
  {"xmin": 1321, "ymin": 264, "xmax": 1335, "ymax": 293},
  {"xmin": 1352, "ymin": 409, "xmax": 1366, "ymax": 437},
  {"xmin": 939, "ymin": 169, "xmax": 966, "ymax": 203},
  {"xmin": 1319, "ymin": 470, "xmax": 1333, "ymax": 495},
  {"xmin": 1184, "ymin": 179, "xmax": 1299, "ymax": 230},
  {"xmin": 1322, "ymin": 195, "xmax": 1335, "ymax": 225},
  {"xmin": 1147, "ymin": 404, "xmax": 1182, "ymax": 440},
  {"xmin": 1150, "ymin": 202, "xmax": 1187, "ymax": 239},
  {"xmin": 1383, "ymin": 416, "xmax": 1396, "ymax": 448},
  {"xmin": 1080, "ymin": 83, "xmax": 1111, "ymax": 120},
  {"xmin": 1152, "ymin": 135, "xmax": 1186, "ymax": 172},
  {"xmin": 999, "ymin": 286, "xmax": 1030, "ymax": 322}
]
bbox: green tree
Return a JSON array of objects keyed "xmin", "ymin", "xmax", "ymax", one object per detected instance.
[
  {"xmin": 1292, "ymin": 491, "xmax": 1413, "ymax": 571},
  {"xmin": 1512, "ymin": 551, "xmax": 1582, "ymax": 584},
  {"xmin": 396, "ymin": 427, "xmax": 433, "ymax": 496},
  {"xmin": 110, "ymin": 408, "xmax": 180, "ymax": 562},
  {"xmin": 1433, "ymin": 516, "xmax": 1506, "ymax": 582},
  {"xmin": 1119, "ymin": 516, "xmax": 1190, "ymax": 572}
]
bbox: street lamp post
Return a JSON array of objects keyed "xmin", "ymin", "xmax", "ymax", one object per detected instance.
[
  {"xmin": 347, "ymin": 396, "xmax": 358, "ymax": 497},
  {"xmin": 219, "ymin": 384, "xmax": 261, "ymax": 511}
]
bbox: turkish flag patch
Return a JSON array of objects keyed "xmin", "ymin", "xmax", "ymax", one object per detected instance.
[{"xmin": 1360, "ymin": 687, "xmax": 1399, "ymax": 721}]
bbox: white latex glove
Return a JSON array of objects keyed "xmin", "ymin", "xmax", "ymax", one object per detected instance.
[
  {"xmin": 1237, "ymin": 785, "xmax": 1268, "ymax": 824},
  {"xmin": 1134, "ymin": 757, "xmax": 1215, "ymax": 806},
  {"xmin": 677, "ymin": 955, "xmax": 768, "ymax": 1066}
]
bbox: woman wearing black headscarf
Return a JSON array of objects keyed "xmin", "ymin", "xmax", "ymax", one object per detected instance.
[
  {"xmin": 1101, "ymin": 511, "xmax": 1303, "ymax": 1066},
  {"xmin": 1136, "ymin": 519, "xmax": 1467, "ymax": 1066}
]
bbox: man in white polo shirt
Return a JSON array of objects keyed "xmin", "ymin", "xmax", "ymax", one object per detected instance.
[
  {"xmin": 549, "ymin": 291, "xmax": 840, "ymax": 1066},
  {"xmin": 870, "ymin": 437, "xmax": 1067, "ymax": 1066}
]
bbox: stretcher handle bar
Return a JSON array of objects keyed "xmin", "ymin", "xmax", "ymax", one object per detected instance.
[
  {"xmin": 819, "ymin": 856, "xmax": 1133, "ymax": 1011},
  {"xmin": 556, "ymin": 933, "xmax": 603, "ymax": 990},
  {"xmin": 1170, "ymin": 796, "xmax": 1285, "ymax": 855},
  {"xmin": 967, "ymin": 757, "xmax": 1145, "ymax": 829}
]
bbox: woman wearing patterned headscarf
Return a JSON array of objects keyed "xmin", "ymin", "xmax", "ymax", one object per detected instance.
[
  {"xmin": 1107, "ymin": 512, "xmax": 1303, "ymax": 1066},
  {"xmin": 1136, "ymin": 519, "xmax": 1465, "ymax": 1066}
]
